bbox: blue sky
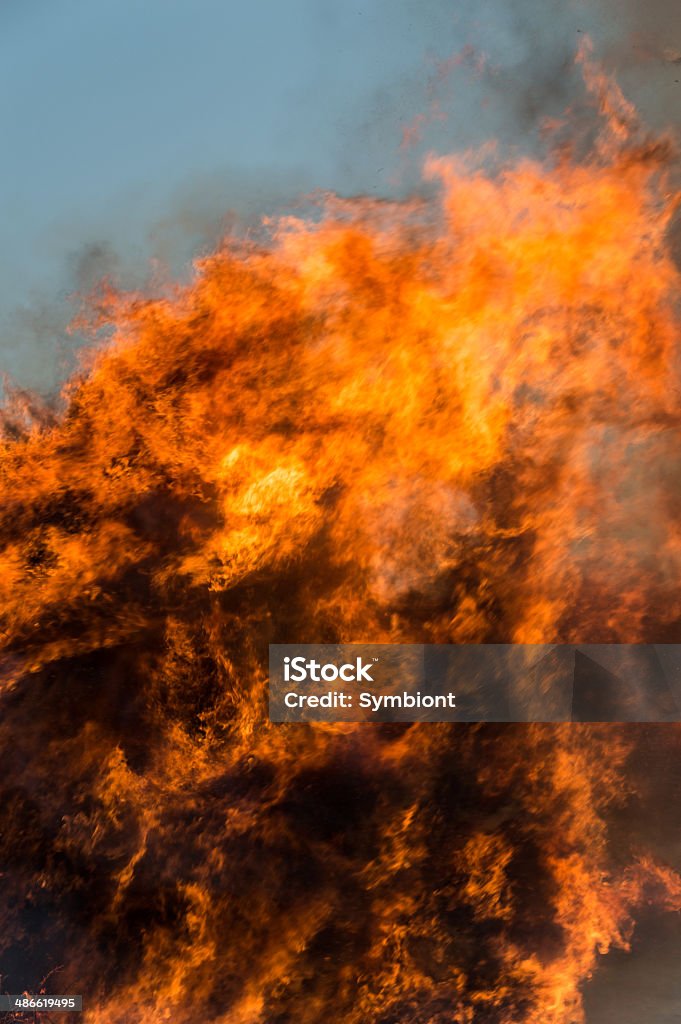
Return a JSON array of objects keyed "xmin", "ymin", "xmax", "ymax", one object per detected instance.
[
  {"xmin": 0, "ymin": 0, "xmax": 458, "ymax": 386},
  {"xmin": 1, "ymin": 0, "xmax": 679, "ymax": 389}
]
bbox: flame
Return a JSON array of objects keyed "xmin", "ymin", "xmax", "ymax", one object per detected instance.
[{"xmin": 1, "ymin": 47, "xmax": 681, "ymax": 1023}]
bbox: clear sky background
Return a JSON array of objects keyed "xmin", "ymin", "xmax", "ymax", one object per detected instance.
[{"xmin": 2, "ymin": 0, "xmax": 680, "ymax": 390}]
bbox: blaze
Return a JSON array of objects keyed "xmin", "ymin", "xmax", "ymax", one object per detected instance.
[{"xmin": 1, "ymin": 45, "xmax": 681, "ymax": 1023}]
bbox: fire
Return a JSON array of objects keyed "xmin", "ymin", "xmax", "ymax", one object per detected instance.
[{"xmin": 1, "ymin": 43, "xmax": 681, "ymax": 1023}]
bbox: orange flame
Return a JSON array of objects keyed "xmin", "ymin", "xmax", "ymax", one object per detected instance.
[{"xmin": 1, "ymin": 47, "xmax": 681, "ymax": 1024}]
